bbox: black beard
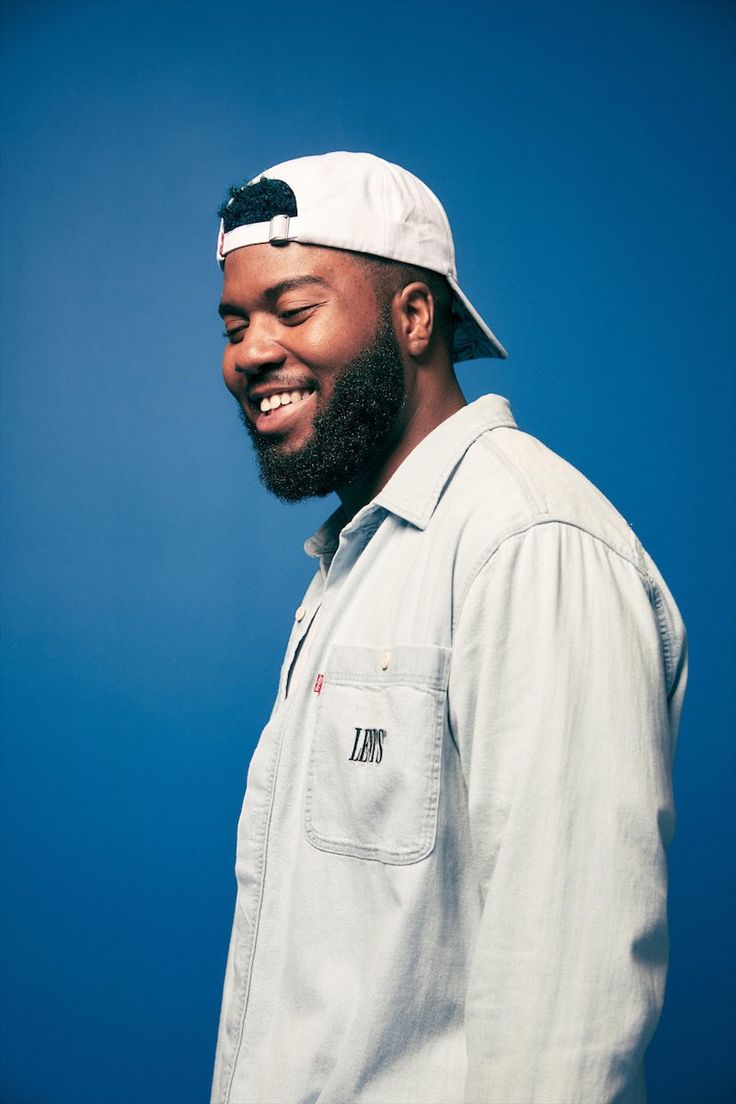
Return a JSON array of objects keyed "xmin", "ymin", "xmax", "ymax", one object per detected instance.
[{"xmin": 240, "ymin": 316, "xmax": 406, "ymax": 502}]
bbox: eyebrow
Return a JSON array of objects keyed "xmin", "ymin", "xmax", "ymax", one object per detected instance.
[{"xmin": 218, "ymin": 275, "xmax": 330, "ymax": 318}]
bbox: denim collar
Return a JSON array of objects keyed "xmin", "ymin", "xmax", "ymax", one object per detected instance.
[{"xmin": 305, "ymin": 394, "xmax": 517, "ymax": 558}]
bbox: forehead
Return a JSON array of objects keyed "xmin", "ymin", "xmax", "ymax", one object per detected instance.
[{"xmin": 221, "ymin": 242, "xmax": 374, "ymax": 304}]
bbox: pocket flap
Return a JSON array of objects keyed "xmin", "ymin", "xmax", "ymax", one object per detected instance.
[{"xmin": 325, "ymin": 643, "xmax": 451, "ymax": 690}]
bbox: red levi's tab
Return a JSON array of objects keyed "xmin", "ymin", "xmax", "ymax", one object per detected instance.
[{"xmin": 313, "ymin": 673, "xmax": 324, "ymax": 695}]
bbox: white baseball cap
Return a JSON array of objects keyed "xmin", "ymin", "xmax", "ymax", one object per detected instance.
[{"xmin": 216, "ymin": 151, "xmax": 507, "ymax": 362}]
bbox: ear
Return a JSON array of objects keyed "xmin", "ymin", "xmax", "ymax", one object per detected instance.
[{"xmin": 392, "ymin": 282, "xmax": 435, "ymax": 358}]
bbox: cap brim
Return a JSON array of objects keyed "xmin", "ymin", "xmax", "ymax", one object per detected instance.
[{"xmin": 447, "ymin": 274, "xmax": 508, "ymax": 362}]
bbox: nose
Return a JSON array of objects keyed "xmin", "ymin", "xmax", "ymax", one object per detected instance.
[{"xmin": 229, "ymin": 315, "xmax": 287, "ymax": 378}]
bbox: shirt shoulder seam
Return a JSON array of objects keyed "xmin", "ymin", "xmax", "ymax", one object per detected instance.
[
  {"xmin": 456, "ymin": 517, "xmax": 649, "ymax": 630},
  {"xmin": 476, "ymin": 431, "xmax": 549, "ymax": 518}
]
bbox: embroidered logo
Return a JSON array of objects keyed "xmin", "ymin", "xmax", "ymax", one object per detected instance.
[
  {"xmin": 349, "ymin": 727, "xmax": 386, "ymax": 764},
  {"xmin": 313, "ymin": 673, "xmax": 324, "ymax": 695}
]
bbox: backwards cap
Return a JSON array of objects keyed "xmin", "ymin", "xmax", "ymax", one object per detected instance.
[{"xmin": 217, "ymin": 151, "xmax": 507, "ymax": 362}]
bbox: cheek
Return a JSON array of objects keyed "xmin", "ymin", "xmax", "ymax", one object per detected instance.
[
  {"xmin": 300, "ymin": 300, "xmax": 378, "ymax": 365},
  {"xmin": 308, "ymin": 320, "xmax": 365, "ymax": 364},
  {"xmin": 221, "ymin": 350, "xmax": 239, "ymax": 394}
]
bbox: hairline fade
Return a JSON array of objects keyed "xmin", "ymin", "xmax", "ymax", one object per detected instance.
[{"xmin": 346, "ymin": 250, "xmax": 456, "ymax": 351}]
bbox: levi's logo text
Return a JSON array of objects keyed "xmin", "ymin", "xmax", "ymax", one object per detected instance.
[
  {"xmin": 313, "ymin": 673, "xmax": 324, "ymax": 695},
  {"xmin": 349, "ymin": 727, "xmax": 386, "ymax": 763}
]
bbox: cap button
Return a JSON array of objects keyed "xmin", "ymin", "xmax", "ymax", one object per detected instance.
[
  {"xmin": 295, "ymin": 605, "xmax": 306, "ymax": 623},
  {"xmin": 380, "ymin": 650, "xmax": 391, "ymax": 671}
]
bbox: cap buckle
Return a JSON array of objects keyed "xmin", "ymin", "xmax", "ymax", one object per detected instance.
[{"xmin": 269, "ymin": 214, "xmax": 291, "ymax": 244}]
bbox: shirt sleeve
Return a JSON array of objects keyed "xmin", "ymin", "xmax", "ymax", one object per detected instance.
[{"xmin": 448, "ymin": 521, "xmax": 687, "ymax": 1104}]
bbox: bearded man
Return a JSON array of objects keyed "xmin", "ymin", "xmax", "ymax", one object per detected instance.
[{"xmin": 210, "ymin": 152, "xmax": 687, "ymax": 1104}]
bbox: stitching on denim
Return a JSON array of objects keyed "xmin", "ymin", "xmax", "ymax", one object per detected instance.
[
  {"xmin": 323, "ymin": 644, "xmax": 451, "ymax": 690},
  {"xmin": 327, "ymin": 671, "xmax": 447, "ymax": 691},
  {"xmin": 283, "ymin": 602, "xmax": 322, "ymax": 701},
  {"xmin": 418, "ymin": 418, "xmax": 501, "ymax": 521},
  {"xmin": 478, "ymin": 433, "xmax": 549, "ymax": 517},
  {"xmin": 456, "ymin": 518, "xmax": 649, "ymax": 625},
  {"xmin": 304, "ymin": 666, "xmax": 445, "ymax": 865},
  {"xmin": 379, "ymin": 413, "xmax": 506, "ymax": 525},
  {"xmin": 644, "ymin": 568, "xmax": 676, "ymax": 693},
  {"xmin": 222, "ymin": 709, "xmax": 291, "ymax": 1103}
]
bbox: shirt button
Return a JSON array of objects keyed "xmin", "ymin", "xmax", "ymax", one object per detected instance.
[
  {"xmin": 380, "ymin": 650, "xmax": 391, "ymax": 670},
  {"xmin": 295, "ymin": 605, "xmax": 306, "ymax": 622}
]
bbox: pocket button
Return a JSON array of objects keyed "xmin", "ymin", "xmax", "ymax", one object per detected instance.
[{"xmin": 379, "ymin": 650, "xmax": 391, "ymax": 671}]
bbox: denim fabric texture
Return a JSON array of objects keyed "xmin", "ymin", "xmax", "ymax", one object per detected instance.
[{"xmin": 211, "ymin": 394, "xmax": 687, "ymax": 1104}]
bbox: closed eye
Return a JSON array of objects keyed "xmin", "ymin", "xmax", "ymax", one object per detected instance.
[
  {"xmin": 278, "ymin": 301, "xmax": 326, "ymax": 323},
  {"xmin": 223, "ymin": 323, "xmax": 247, "ymax": 342}
]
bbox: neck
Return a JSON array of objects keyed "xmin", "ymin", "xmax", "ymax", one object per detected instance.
[{"xmin": 337, "ymin": 373, "xmax": 467, "ymax": 519}]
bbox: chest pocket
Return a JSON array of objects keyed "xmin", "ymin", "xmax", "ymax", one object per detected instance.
[{"xmin": 305, "ymin": 643, "xmax": 451, "ymax": 865}]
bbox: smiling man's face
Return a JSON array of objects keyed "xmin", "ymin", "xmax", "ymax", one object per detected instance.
[{"xmin": 219, "ymin": 243, "xmax": 408, "ymax": 501}]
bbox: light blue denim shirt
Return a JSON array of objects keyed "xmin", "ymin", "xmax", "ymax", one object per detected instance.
[{"xmin": 211, "ymin": 394, "xmax": 687, "ymax": 1104}]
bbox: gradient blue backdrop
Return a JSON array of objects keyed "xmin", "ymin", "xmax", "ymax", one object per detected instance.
[{"xmin": 1, "ymin": 2, "xmax": 734, "ymax": 1101}]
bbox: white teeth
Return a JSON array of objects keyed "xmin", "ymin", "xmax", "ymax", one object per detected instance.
[{"xmin": 257, "ymin": 389, "xmax": 312, "ymax": 414}]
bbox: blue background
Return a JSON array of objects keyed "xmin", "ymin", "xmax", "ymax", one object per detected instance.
[{"xmin": 1, "ymin": 1, "xmax": 734, "ymax": 1101}]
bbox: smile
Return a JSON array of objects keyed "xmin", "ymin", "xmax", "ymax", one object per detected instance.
[
  {"xmin": 250, "ymin": 389, "xmax": 317, "ymax": 436},
  {"xmin": 255, "ymin": 388, "xmax": 312, "ymax": 413}
]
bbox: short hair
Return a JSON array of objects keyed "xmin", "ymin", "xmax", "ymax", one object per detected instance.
[
  {"xmin": 218, "ymin": 178, "xmax": 297, "ymax": 232},
  {"xmin": 350, "ymin": 252, "xmax": 456, "ymax": 352}
]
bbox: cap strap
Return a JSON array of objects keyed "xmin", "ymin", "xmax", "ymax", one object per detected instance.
[{"xmin": 218, "ymin": 216, "xmax": 303, "ymax": 260}]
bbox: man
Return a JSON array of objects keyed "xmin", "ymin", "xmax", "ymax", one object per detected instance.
[{"xmin": 210, "ymin": 152, "xmax": 687, "ymax": 1104}]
